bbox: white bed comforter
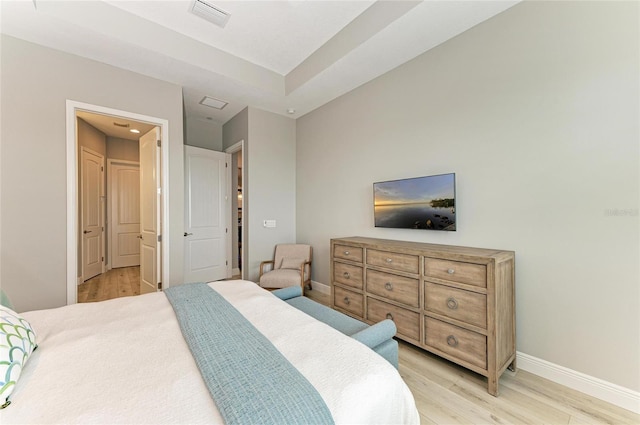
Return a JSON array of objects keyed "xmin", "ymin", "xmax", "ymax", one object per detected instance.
[{"xmin": 1, "ymin": 280, "xmax": 419, "ymax": 424}]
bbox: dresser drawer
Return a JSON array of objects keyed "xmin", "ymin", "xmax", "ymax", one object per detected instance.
[
  {"xmin": 424, "ymin": 258, "xmax": 487, "ymax": 288},
  {"xmin": 425, "ymin": 317, "xmax": 486, "ymax": 369},
  {"xmin": 367, "ymin": 298, "xmax": 420, "ymax": 341},
  {"xmin": 334, "ymin": 244, "xmax": 363, "ymax": 263},
  {"xmin": 367, "ymin": 249, "xmax": 419, "ymax": 274},
  {"xmin": 334, "ymin": 262, "xmax": 363, "ymax": 289},
  {"xmin": 367, "ymin": 270, "xmax": 419, "ymax": 308},
  {"xmin": 425, "ymin": 281, "xmax": 486, "ymax": 329},
  {"xmin": 334, "ymin": 286, "xmax": 364, "ymax": 318}
]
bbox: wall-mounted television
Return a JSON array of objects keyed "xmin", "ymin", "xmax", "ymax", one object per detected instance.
[{"xmin": 374, "ymin": 173, "xmax": 456, "ymax": 231}]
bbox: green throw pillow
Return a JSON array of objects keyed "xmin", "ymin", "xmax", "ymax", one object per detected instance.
[{"xmin": 0, "ymin": 306, "xmax": 37, "ymax": 408}]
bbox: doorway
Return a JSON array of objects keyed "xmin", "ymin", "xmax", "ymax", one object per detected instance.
[
  {"xmin": 66, "ymin": 101, "xmax": 170, "ymax": 305},
  {"xmin": 226, "ymin": 140, "xmax": 244, "ymax": 279}
]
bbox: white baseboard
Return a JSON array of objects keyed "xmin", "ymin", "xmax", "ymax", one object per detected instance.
[
  {"xmin": 310, "ymin": 280, "xmax": 330, "ymax": 295},
  {"xmin": 517, "ymin": 351, "xmax": 640, "ymax": 414}
]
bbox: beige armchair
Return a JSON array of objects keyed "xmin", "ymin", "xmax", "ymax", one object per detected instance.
[{"xmin": 259, "ymin": 244, "xmax": 312, "ymax": 291}]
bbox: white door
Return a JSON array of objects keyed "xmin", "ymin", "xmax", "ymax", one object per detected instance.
[
  {"xmin": 184, "ymin": 146, "xmax": 230, "ymax": 283},
  {"xmin": 110, "ymin": 162, "xmax": 140, "ymax": 268},
  {"xmin": 81, "ymin": 147, "xmax": 104, "ymax": 281},
  {"xmin": 139, "ymin": 127, "xmax": 161, "ymax": 294}
]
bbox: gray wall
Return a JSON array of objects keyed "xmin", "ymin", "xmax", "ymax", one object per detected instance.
[
  {"xmin": 296, "ymin": 1, "xmax": 639, "ymax": 392},
  {"xmin": 186, "ymin": 117, "xmax": 223, "ymax": 152},
  {"xmin": 246, "ymin": 108, "xmax": 296, "ymax": 282},
  {"xmin": 0, "ymin": 35, "xmax": 185, "ymax": 312},
  {"xmin": 223, "ymin": 107, "xmax": 297, "ymax": 282}
]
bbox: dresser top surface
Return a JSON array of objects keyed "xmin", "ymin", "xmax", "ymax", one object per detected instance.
[{"xmin": 331, "ymin": 236, "xmax": 514, "ymax": 260}]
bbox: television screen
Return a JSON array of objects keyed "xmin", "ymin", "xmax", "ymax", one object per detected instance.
[{"xmin": 374, "ymin": 173, "xmax": 456, "ymax": 231}]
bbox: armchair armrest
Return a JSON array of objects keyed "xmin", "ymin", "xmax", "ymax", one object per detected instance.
[
  {"xmin": 350, "ymin": 319, "xmax": 397, "ymax": 349},
  {"xmin": 299, "ymin": 260, "xmax": 312, "ymax": 287},
  {"xmin": 259, "ymin": 260, "xmax": 275, "ymax": 278}
]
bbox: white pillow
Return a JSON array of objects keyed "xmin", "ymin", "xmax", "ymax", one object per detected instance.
[
  {"xmin": 0, "ymin": 306, "xmax": 37, "ymax": 408},
  {"xmin": 280, "ymin": 257, "xmax": 305, "ymax": 270}
]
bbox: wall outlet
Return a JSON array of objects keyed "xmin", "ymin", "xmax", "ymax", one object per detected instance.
[{"xmin": 263, "ymin": 219, "xmax": 276, "ymax": 228}]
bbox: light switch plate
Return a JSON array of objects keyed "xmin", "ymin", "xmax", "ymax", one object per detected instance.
[{"xmin": 263, "ymin": 219, "xmax": 276, "ymax": 228}]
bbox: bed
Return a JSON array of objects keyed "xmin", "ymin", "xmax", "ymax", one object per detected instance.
[{"xmin": 0, "ymin": 280, "xmax": 419, "ymax": 424}]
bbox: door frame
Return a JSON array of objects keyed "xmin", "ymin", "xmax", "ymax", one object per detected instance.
[
  {"xmin": 66, "ymin": 100, "xmax": 170, "ymax": 305},
  {"xmin": 80, "ymin": 146, "xmax": 106, "ymax": 281},
  {"xmin": 106, "ymin": 158, "xmax": 140, "ymax": 271},
  {"xmin": 225, "ymin": 140, "xmax": 245, "ymax": 280}
]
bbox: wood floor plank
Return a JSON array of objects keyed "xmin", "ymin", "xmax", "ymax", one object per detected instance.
[
  {"xmin": 449, "ymin": 373, "xmax": 571, "ymax": 424},
  {"xmin": 77, "ymin": 281, "xmax": 89, "ymax": 303},
  {"xmin": 86, "ymin": 276, "xmax": 101, "ymax": 302},
  {"xmin": 117, "ymin": 268, "xmax": 133, "ymax": 297},
  {"xmin": 105, "ymin": 270, "xmax": 119, "ymax": 300},
  {"xmin": 128, "ymin": 267, "xmax": 140, "ymax": 295},
  {"xmin": 500, "ymin": 370, "xmax": 639, "ymax": 425},
  {"xmin": 79, "ymin": 266, "xmax": 141, "ymax": 303}
]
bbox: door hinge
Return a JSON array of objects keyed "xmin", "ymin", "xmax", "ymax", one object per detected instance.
[
  {"xmin": 226, "ymin": 260, "xmax": 228, "ymax": 266},
  {"xmin": 226, "ymin": 162, "xmax": 228, "ymax": 168},
  {"xmin": 225, "ymin": 228, "xmax": 228, "ymax": 233},
  {"xmin": 101, "ymin": 166, "xmax": 104, "ymax": 171},
  {"xmin": 157, "ymin": 139, "xmax": 161, "ymax": 147},
  {"xmin": 101, "ymin": 256, "xmax": 104, "ymax": 262},
  {"xmin": 158, "ymin": 235, "xmax": 162, "ymax": 242}
]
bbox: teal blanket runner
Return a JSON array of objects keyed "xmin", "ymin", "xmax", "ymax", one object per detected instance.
[{"xmin": 165, "ymin": 283, "xmax": 334, "ymax": 425}]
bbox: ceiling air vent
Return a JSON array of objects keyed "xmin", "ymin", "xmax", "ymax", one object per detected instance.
[
  {"xmin": 199, "ymin": 96, "xmax": 228, "ymax": 110},
  {"xmin": 190, "ymin": 0, "xmax": 231, "ymax": 28}
]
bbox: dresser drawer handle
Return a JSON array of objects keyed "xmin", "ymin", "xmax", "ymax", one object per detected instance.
[
  {"xmin": 344, "ymin": 251, "xmax": 350, "ymax": 255},
  {"xmin": 343, "ymin": 297, "xmax": 350, "ymax": 305},
  {"xmin": 386, "ymin": 313, "xmax": 394, "ymax": 320},
  {"xmin": 446, "ymin": 335, "xmax": 459, "ymax": 347},
  {"xmin": 384, "ymin": 282, "xmax": 393, "ymax": 291},
  {"xmin": 386, "ymin": 258, "xmax": 393, "ymax": 263},
  {"xmin": 447, "ymin": 268, "xmax": 455, "ymax": 274},
  {"xmin": 446, "ymin": 297, "xmax": 458, "ymax": 310},
  {"xmin": 343, "ymin": 272, "xmax": 350, "ymax": 279}
]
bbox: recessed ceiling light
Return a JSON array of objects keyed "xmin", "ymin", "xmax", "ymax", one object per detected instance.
[
  {"xmin": 190, "ymin": 0, "xmax": 231, "ymax": 28},
  {"xmin": 130, "ymin": 129, "xmax": 140, "ymax": 134},
  {"xmin": 287, "ymin": 109, "xmax": 296, "ymax": 114},
  {"xmin": 199, "ymin": 96, "xmax": 228, "ymax": 110}
]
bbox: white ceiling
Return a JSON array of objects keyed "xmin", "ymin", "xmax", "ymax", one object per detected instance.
[{"xmin": 1, "ymin": 0, "xmax": 520, "ymax": 124}]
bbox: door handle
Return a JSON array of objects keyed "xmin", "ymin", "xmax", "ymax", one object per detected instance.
[
  {"xmin": 137, "ymin": 235, "xmax": 143, "ymax": 239},
  {"xmin": 184, "ymin": 232, "xmax": 193, "ymax": 237},
  {"xmin": 83, "ymin": 230, "xmax": 92, "ymax": 234}
]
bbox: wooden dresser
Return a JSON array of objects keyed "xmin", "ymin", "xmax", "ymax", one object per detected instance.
[{"xmin": 330, "ymin": 236, "xmax": 515, "ymax": 396}]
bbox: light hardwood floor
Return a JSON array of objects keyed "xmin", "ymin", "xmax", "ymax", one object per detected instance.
[
  {"xmin": 78, "ymin": 266, "xmax": 140, "ymax": 303},
  {"xmin": 305, "ymin": 289, "xmax": 639, "ymax": 425}
]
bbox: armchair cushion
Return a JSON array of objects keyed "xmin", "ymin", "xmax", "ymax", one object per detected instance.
[
  {"xmin": 259, "ymin": 269, "xmax": 307, "ymax": 289},
  {"xmin": 279, "ymin": 257, "xmax": 305, "ymax": 270}
]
